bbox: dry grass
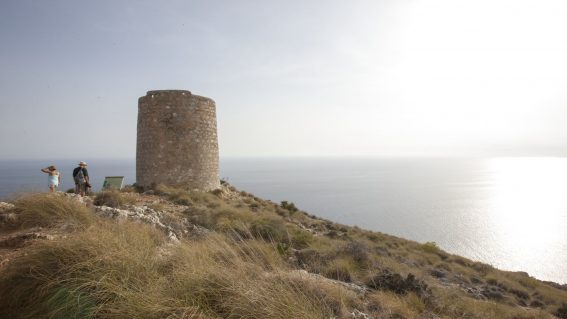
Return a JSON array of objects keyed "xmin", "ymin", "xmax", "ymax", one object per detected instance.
[
  {"xmin": 366, "ymin": 291, "xmax": 424, "ymax": 318},
  {"xmin": 0, "ymin": 217, "xmax": 351, "ymax": 318},
  {"xmin": 7, "ymin": 193, "xmax": 94, "ymax": 229},
  {"xmin": 2, "ymin": 187, "xmax": 567, "ymax": 318},
  {"xmin": 165, "ymin": 234, "xmax": 345, "ymax": 318},
  {"xmin": 0, "ymin": 220, "xmax": 166, "ymax": 318},
  {"xmin": 153, "ymin": 184, "xmax": 221, "ymax": 207},
  {"xmin": 431, "ymin": 286, "xmax": 554, "ymax": 319},
  {"xmin": 94, "ymin": 190, "xmax": 140, "ymax": 208}
]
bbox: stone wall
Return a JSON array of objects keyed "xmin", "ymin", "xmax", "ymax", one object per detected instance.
[{"xmin": 136, "ymin": 90, "xmax": 220, "ymax": 190}]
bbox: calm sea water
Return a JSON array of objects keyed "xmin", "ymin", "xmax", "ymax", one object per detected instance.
[{"xmin": 1, "ymin": 157, "xmax": 566, "ymax": 284}]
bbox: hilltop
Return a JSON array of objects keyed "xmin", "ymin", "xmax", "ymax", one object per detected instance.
[{"xmin": 0, "ymin": 183, "xmax": 566, "ymax": 319}]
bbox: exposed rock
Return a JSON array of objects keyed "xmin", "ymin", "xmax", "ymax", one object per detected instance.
[
  {"xmin": 460, "ymin": 285, "xmax": 486, "ymax": 300},
  {"xmin": 61, "ymin": 192, "xmax": 94, "ymax": 205},
  {"xmin": 0, "ymin": 202, "xmax": 15, "ymax": 213},
  {"xmin": 0, "ymin": 202, "xmax": 17, "ymax": 227},
  {"xmin": 290, "ymin": 269, "xmax": 369, "ymax": 295},
  {"xmin": 93, "ymin": 205, "xmax": 179, "ymax": 242},
  {"xmin": 350, "ymin": 309, "xmax": 372, "ymax": 319},
  {"xmin": 188, "ymin": 224, "xmax": 211, "ymax": 238}
]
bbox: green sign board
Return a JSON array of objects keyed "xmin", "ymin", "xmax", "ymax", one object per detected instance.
[{"xmin": 102, "ymin": 176, "xmax": 124, "ymax": 190}]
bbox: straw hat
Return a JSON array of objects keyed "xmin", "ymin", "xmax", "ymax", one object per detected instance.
[{"xmin": 78, "ymin": 161, "xmax": 88, "ymax": 166}]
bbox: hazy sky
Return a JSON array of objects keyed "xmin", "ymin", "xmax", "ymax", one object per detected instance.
[{"xmin": 1, "ymin": 0, "xmax": 566, "ymax": 159}]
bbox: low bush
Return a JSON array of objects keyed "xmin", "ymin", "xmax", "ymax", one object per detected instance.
[
  {"xmin": 209, "ymin": 188, "xmax": 223, "ymax": 196},
  {"xmin": 281, "ymin": 200, "xmax": 298, "ymax": 213},
  {"xmin": 366, "ymin": 270, "xmax": 428, "ymax": 297},
  {"xmin": 93, "ymin": 191, "xmax": 125, "ymax": 208},
  {"xmin": 556, "ymin": 303, "xmax": 567, "ymax": 319},
  {"xmin": 342, "ymin": 240, "xmax": 370, "ymax": 266},
  {"xmin": 120, "ymin": 184, "xmax": 143, "ymax": 193},
  {"xmin": 250, "ymin": 218, "xmax": 288, "ymax": 242},
  {"xmin": 173, "ymin": 194, "xmax": 192, "ymax": 206},
  {"xmin": 289, "ymin": 228, "xmax": 314, "ymax": 249},
  {"xmin": 421, "ymin": 241, "xmax": 440, "ymax": 254}
]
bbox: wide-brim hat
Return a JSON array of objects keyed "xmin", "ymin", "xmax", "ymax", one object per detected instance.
[{"xmin": 78, "ymin": 161, "xmax": 88, "ymax": 166}]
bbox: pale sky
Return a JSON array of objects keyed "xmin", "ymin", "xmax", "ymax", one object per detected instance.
[{"xmin": 1, "ymin": 0, "xmax": 566, "ymax": 159}]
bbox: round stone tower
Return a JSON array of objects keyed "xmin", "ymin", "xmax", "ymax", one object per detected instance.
[{"xmin": 136, "ymin": 90, "xmax": 220, "ymax": 191}]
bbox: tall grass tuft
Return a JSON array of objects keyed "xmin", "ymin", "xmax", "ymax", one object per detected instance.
[
  {"xmin": 9, "ymin": 193, "xmax": 94, "ymax": 229},
  {"xmin": 0, "ymin": 220, "xmax": 167, "ymax": 318},
  {"xmin": 0, "ymin": 220, "xmax": 349, "ymax": 318},
  {"xmin": 165, "ymin": 233, "xmax": 343, "ymax": 318}
]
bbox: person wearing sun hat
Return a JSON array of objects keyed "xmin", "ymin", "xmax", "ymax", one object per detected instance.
[
  {"xmin": 41, "ymin": 165, "xmax": 61, "ymax": 193},
  {"xmin": 72, "ymin": 161, "xmax": 90, "ymax": 196}
]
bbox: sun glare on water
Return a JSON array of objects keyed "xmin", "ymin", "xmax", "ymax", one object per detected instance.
[{"xmin": 486, "ymin": 157, "xmax": 567, "ymax": 275}]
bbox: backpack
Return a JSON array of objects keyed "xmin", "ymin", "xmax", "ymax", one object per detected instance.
[{"xmin": 74, "ymin": 168, "xmax": 85, "ymax": 184}]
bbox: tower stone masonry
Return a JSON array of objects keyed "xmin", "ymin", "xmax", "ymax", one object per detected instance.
[{"xmin": 136, "ymin": 90, "xmax": 220, "ymax": 191}]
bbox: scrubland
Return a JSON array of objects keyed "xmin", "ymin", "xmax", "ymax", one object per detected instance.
[{"xmin": 0, "ymin": 184, "xmax": 566, "ymax": 319}]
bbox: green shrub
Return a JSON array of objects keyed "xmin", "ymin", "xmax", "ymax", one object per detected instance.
[
  {"xmin": 342, "ymin": 240, "xmax": 370, "ymax": 266},
  {"xmin": 93, "ymin": 191, "xmax": 124, "ymax": 208},
  {"xmin": 556, "ymin": 303, "xmax": 567, "ymax": 319},
  {"xmin": 250, "ymin": 218, "xmax": 288, "ymax": 242},
  {"xmin": 366, "ymin": 270, "xmax": 428, "ymax": 296},
  {"xmin": 421, "ymin": 241, "xmax": 439, "ymax": 254},
  {"xmin": 173, "ymin": 194, "xmax": 192, "ymax": 206},
  {"xmin": 209, "ymin": 188, "xmax": 223, "ymax": 196},
  {"xmin": 120, "ymin": 185, "xmax": 142, "ymax": 193},
  {"xmin": 289, "ymin": 229, "xmax": 314, "ymax": 249},
  {"xmin": 275, "ymin": 207, "xmax": 290, "ymax": 217},
  {"xmin": 280, "ymin": 201, "xmax": 298, "ymax": 213}
]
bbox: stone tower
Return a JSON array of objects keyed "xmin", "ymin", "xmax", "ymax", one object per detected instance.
[{"xmin": 136, "ymin": 90, "xmax": 220, "ymax": 191}]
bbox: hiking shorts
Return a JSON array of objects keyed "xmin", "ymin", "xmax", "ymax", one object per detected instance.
[{"xmin": 75, "ymin": 182, "xmax": 86, "ymax": 193}]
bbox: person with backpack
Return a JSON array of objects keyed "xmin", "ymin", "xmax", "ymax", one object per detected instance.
[{"xmin": 73, "ymin": 161, "xmax": 90, "ymax": 196}]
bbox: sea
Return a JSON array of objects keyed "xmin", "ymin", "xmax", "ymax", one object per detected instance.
[{"xmin": 1, "ymin": 157, "xmax": 566, "ymax": 284}]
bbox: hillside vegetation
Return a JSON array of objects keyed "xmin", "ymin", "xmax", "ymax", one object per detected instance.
[{"xmin": 0, "ymin": 184, "xmax": 566, "ymax": 319}]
